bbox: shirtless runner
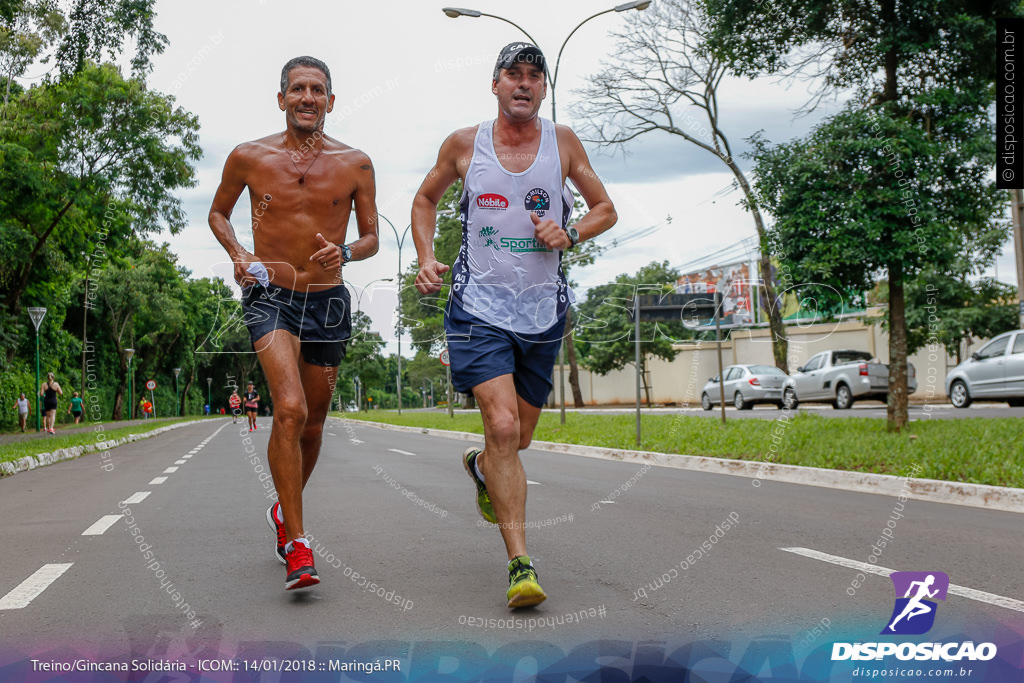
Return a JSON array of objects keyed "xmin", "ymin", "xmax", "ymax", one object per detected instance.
[{"xmin": 209, "ymin": 56, "xmax": 378, "ymax": 591}]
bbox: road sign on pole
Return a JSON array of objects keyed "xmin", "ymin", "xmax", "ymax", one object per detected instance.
[
  {"xmin": 146, "ymin": 380, "xmax": 156, "ymax": 391},
  {"xmin": 439, "ymin": 349, "xmax": 450, "ymax": 366}
]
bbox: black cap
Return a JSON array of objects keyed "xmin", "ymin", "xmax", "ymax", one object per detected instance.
[{"xmin": 493, "ymin": 42, "xmax": 547, "ymax": 80}]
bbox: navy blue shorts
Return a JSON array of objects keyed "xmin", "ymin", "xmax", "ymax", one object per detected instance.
[
  {"xmin": 241, "ymin": 283, "xmax": 351, "ymax": 367},
  {"xmin": 445, "ymin": 302, "xmax": 564, "ymax": 408}
]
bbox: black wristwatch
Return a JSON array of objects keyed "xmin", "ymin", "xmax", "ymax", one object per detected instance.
[
  {"xmin": 340, "ymin": 244, "xmax": 353, "ymax": 264},
  {"xmin": 566, "ymin": 227, "xmax": 580, "ymax": 248}
]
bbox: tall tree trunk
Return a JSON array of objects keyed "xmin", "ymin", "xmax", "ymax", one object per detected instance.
[
  {"xmin": 887, "ymin": 261, "xmax": 909, "ymax": 431},
  {"xmin": 565, "ymin": 309, "xmax": 585, "ymax": 407},
  {"xmin": 729, "ymin": 161, "xmax": 789, "ymax": 372}
]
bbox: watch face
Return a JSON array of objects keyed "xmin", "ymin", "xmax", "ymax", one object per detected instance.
[{"xmin": 569, "ymin": 228, "xmax": 579, "ymax": 245}]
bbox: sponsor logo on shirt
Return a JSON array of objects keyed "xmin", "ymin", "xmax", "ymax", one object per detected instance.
[
  {"xmin": 524, "ymin": 188, "xmax": 550, "ymax": 216},
  {"xmin": 477, "ymin": 193, "xmax": 509, "ymax": 210},
  {"xmin": 500, "ymin": 237, "xmax": 552, "ymax": 253}
]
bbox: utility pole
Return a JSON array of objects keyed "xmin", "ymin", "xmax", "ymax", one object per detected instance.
[{"xmin": 1012, "ymin": 189, "xmax": 1024, "ymax": 329}]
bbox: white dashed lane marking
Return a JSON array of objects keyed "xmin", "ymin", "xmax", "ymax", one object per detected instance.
[
  {"xmin": 163, "ymin": 467, "xmax": 178, "ymax": 474},
  {"xmin": 780, "ymin": 547, "xmax": 1024, "ymax": 613},
  {"xmin": 388, "ymin": 448, "xmax": 416, "ymax": 456},
  {"xmin": 149, "ymin": 477, "xmax": 167, "ymax": 485},
  {"xmin": 0, "ymin": 564, "xmax": 74, "ymax": 610},
  {"xmin": 81, "ymin": 515, "xmax": 121, "ymax": 536},
  {"xmin": 174, "ymin": 459, "xmax": 187, "ymax": 465},
  {"xmin": 122, "ymin": 492, "xmax": 151, "ymax": 505}
]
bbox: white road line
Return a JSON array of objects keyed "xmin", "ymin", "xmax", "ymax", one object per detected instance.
[
  {"xmin": 174, "ymin": 459, "xmax": 187, "ymax": 465},
  {"xmin": 182, "ymin": 455, "xmax": 192, "ymax": 459},
  {"xmin": 149, "ymin": 477, "xmax": 167, "ymax": 485},
  {"xmin": 527, "ymin": 480, "xmax": 541, "ymax": 486},
  {"xmin": 327, "ymin": 432, "xmax": 337, "ymax": 437},
  {"xmin": 122, "ymin": 492, "xmax": 151, "ymax": 505},
  {"xmin": 82, "ymin": 515, "xmax": 121, "ymax": 536},
  {"xmin": 388, "ymin": 448, "xmax": 416, "ymax": 456},
  {"xmin": 780, "ymin": 547, "xmax": 1024, "ymax": 613},
  {"xmin": 0, "ymin": 563, "xmax": 74, "ymax": 610},
  {"xmin": 163, "ymin": 467, "xmax": 178, "ymax": 473}
]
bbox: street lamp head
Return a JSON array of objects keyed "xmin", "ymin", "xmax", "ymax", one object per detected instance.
[
  {"xmin": 615, "ymin": 0, "xmax": 652, "ymax": 10},
  {"xmin": 125, "ymin": 348, "xmax": 135, "ymax": 363},
  {"xmin": 173, "ymin": 368, "xmax": 181, "ymax": 377},
  {"xmin": 28, "ymin": 307, "xmax": 47, "ymax": 331},
  {"xmin": 442, "ymin": 7, "xmax": 481, "ymax": 18},
  {"xmin": 206, "ymin": 377, "xmax": 212, "ymax": 386}
]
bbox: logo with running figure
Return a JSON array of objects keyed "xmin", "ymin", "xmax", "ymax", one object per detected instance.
[
  {"xmin": 524, "ymin": 188, "xmax": 550, "ymax": 216},
  {"xmin": 478, "ymin": 225, "xmax": 500, "ymax": 250},
  {"xmin": 881, "ymin": 571, "xmax": 949, "ymax": 635}
]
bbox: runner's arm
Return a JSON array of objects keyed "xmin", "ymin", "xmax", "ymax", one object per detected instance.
[
  {"xmin": 209, "ymin": 146, "xmax": 261, "ymax": 287},
  {"xmin": 411, "ymin": 129, "xmax": 471, "ymax": 294},
  {"xmin": 560, "ymin": 126, "xmax": 617, "ymax": 244}
]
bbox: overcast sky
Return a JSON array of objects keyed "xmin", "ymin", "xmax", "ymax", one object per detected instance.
[{"xmin": 120, "ymin": 0, "xmax": 1019, "ymax": 354}]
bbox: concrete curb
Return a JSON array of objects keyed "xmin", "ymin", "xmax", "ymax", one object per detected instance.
[
  {"xmin": 338, "ymin": 418, "xmax": 1024, "ymax": 515},
  {"xmin": 0, "ymin": 420, "xmax": 213, "ymax": 477}
]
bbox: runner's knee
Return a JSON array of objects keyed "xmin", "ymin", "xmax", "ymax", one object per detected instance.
[
  {"xmin": 274, "ymin": 398, "xmax": 307, "ymax": 430},
  {"xmin": 485, "ymin": 411, "xmax": 520, "ymax": 449}
]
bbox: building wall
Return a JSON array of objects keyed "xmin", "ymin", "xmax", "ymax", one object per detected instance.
[{"xmin": 558, "ymin": 315, "xmax": 962, "ymax": 405}]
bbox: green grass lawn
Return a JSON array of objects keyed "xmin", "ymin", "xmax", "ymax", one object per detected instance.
[
  {"xmin": 1, "ymin": 417, "xmax": 213, "ymax": 465},
  {"xmin": 340, "ymin": 411, "xmax": 1024, "ymax": 489}
]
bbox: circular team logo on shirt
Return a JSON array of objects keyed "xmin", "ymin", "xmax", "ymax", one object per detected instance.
[{"xmin": 524, "ymin": 188, "xmax": 550, "ymax": 216}]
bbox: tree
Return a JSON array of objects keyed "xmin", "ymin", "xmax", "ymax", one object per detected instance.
[
  {"xmin": 901, "ymin": 270, "xmax": 1018, "ymax": 365},
  {"xmin": 708, "ymin": 0, "xmax": 1017, "ymax": 430},
  {"xmin": 574, "ymin": 260, "xmax": 691, "ymax": 405},
  {"xmin": 576, "ymin": 0, "xmax": 789, "ymax": 372},
  {"xmin": 55, "ymin": 0, "xmax": 166, "ymax": 80},
  {"xmin": 0, "ymin": 62, "xmax": 201, "ymax": 339},
  {"xmin": 0, "ymin": 0, "xmax": 65, "ymax": 107}
]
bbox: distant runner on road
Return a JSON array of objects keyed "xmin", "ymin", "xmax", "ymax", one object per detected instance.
[
  {"xmin": 208, "ymin": 55, "xmax": 379, "ymax": 591},
  {"xmin": 411, "ymin": 42, "xmax": 616, "ymax": 608},
  {"xmin": 243, "ymin": 383, "xmax": 260, "ymax": 432}
]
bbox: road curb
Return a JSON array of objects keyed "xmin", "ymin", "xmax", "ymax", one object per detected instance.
[
  {"xmin": 0, "ymin": 419, "xmax": 213, "ymax": 477},
  {"xmin": 339, "ymin": 418, "xmax": 1024, "ymax": 515}
]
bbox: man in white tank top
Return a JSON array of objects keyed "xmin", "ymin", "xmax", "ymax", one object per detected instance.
[{"xmin": 411, "ymin": 42, "xmax": 617, "ymax": 609}]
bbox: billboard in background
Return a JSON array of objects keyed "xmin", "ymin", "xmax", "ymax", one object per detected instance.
[{"xmin": 676, "ymin": 261, "xmax": 756, "ymax": 327}]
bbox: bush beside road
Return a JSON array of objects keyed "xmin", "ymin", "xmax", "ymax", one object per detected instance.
[{"xmin": 340, "ymin": 411, "xmax": 1022, "ymax": 489}]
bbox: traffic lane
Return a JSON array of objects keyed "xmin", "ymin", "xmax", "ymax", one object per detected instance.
[
  {"xmin": 0, "ymin": 421, "xmax": 229, "ymax": 618},
  {"xmin": 340, "ymin": 422, "xmax": 1024, "ymax": 642}
]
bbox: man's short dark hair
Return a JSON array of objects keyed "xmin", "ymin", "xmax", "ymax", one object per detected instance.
[{"xmin": 280, "ymin": 56, "xmax": 332, "ymax": 96}]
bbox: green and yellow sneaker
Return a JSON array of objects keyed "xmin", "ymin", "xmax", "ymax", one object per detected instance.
[
  {"xmin": 506, "ymin": 555, "xmax": 547, "ymax": 609},
  {"xmin": 463, "ymin": 447, "xmax": 496, "ymax": 523}
]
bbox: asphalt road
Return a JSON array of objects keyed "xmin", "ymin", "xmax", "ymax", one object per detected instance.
[{"xmin": 1, "ymin": 417, "xmax": 1021, "ymax": 679}]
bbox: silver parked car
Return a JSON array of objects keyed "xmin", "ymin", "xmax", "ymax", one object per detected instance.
[
  {"xmin": 945, "ymin": 330, "xmax": 1024, "ymax": 408},
  {"xmin": 701, "ymin": 364, "xmax": 787, "ymax": 411}
]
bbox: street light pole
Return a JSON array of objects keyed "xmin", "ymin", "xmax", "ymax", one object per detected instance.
[
  {"xmin": 379, "ymin": 214, "xmax": 412, "ymax": 415},
  {"xmin": 441, "ymin": 2, "xmax": 652, "ymax": 424},
  {"xmin": 354, "ymin": 277, "xmax": 395, "ymax": 314},
  {"xmin": 28, "ymin": 307, "xmax": 47, "ymax": 432},
  {"xmin": 125, "ymin": 348, "xmax": 135, "ymax": 421},
  {"xmin": 206, "ymin": 377, "xmax": 212, "ymax": 416},
  {"xmin": 173, "ymin": 368, "xmax": 181, "ymax": 416}
]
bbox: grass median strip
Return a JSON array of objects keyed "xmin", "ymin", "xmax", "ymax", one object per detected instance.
[
  {"xmin": 339, "ymin": 411, "xmax": 1023, "ymax": 489},
  {"xmin": 0, "ymin": 418, "xmax": 211, "ymax": 466}
]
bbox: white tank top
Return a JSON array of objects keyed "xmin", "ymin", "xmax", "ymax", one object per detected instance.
[{"xmin": 450, "ymin": 118, "xmax": 574, "ymax": 334}]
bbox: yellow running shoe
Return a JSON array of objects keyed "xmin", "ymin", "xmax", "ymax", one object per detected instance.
[
  {"xmin": 463, "ymin": 447, "xmax": 496, "ymax": 524},
  {"xmin": 506, "ymin": 555, "xmax": 547, "ymax": 609}
]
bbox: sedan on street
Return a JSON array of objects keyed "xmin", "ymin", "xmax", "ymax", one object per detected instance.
[{"xmin": 701, "ymin": 364, "xmax": 788, "ymax": 411}]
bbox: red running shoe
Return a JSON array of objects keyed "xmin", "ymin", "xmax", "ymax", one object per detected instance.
[
  {"xmin": 266, "ymin": 503, "xmax": 286, "ymax": 564},
  {"xmin": 284, "ymin": 540, "xmax": 320, "ymax": 590}
]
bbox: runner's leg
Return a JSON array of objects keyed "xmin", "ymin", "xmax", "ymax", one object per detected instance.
[
  {"xmin": 472, "ymin": 374, "xmax": 527, "ymax": 561},
  {"xmin": 254, "ymin": 330, "xmax": 307, "ymax": 543},
  {"xmin": 297, "ymin": 359, "xmax": 337, "ymax": 488}
]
